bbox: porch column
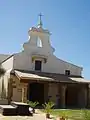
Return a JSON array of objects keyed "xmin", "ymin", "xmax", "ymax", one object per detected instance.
[
  {"xmin": 22, "ymin": 87, "xmax": 24, "ymax": 103},
  {"xmin": 21, "ymin": 83, "xmax": 28, "ymax": 103},
  {"xmin": 60, "ymin": 84, "xmax": 67, "ymax": 108},
  {"xmin": 78, "ymin": 86, "xmax": 87, "ymax": 108},
  {"xmin": 87, "ymin": 84, "xmax": 90, "ymax": 108},
  {"xmin": 83, "ymin": 87, "xmax": 87, "ymax": 108},
  {"xmin": 44, "ymin": 83, "xmax": 49, "ymax": 102}
]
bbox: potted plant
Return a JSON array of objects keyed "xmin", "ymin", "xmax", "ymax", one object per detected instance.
[
  {"xmin": 42, "ymin": 101, "xmax": 54, "ymax": 119},
  {"xmin": 59, "ymin": 116, "xmax": 66, "ymax": 120},
  {"xmin": 27, "ymin": 101, "xmax": 39, "ymax": 113},
  {"xmin": 58, "ymin": 110, "xmax": 68, "ymax": 120}
]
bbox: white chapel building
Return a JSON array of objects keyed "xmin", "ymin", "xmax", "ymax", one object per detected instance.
[{"xmin": 0, "ymin": 15, "xmax": 90, "ymax": 108}]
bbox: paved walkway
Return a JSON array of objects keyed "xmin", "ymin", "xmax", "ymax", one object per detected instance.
[
  {"xmin": 0, "ymin": 110, "xmax": 55, "ymax": 120},
  {"xmin": 0, "ymin": 114, "xmax": 55, "ymax": 120}
]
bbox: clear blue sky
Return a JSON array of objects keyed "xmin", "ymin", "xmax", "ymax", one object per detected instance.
[{"xmin": 0, "ymin": 0, "xmax": 90, "ymax": 79}]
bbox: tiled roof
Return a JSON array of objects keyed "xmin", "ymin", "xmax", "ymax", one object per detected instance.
[
  {"xmin": 10, "ymin": 69, "xmax": 88, "ymax": 83},
  {"xmin": 0, "ymin": 54, "xmax": 10, "ymax": 63}
]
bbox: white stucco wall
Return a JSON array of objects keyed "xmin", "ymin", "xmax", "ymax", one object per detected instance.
[
  {"xmin": 13, "ymin": 27, "xmax": 82, "ymax": 76},
  {"xmin": 13, "ymin": 52, "xmax": 82, "ymax": 76},
  {"xmin": 2, "ymin": 55, "xmax": 14, "ymax": 71},
  {"xmin": 43, "ymin": 55, "xmax": 82, "ymax": 76},
  {"xmin": 13, "ymin": 52, "xmax": 32, "ymax": 70}
]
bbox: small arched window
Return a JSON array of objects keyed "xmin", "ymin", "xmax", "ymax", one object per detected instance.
[{"xmin": 37, "ymin": 37, "xmax": 42, "ymax": 47}]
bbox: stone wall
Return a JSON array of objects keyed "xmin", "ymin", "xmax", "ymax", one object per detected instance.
[
  {"xmin": 11, "ymin": 76, "xmax": 28, "ymax": 102},
  {"xmin": 11, "ymin": 76, "xmax": 22, "ymax": 102},
  {"xmin": 48, "ymin": 83, "xmax": 59, "ymax": 105}
]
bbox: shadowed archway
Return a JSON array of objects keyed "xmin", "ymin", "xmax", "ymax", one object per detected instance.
[
  {"xmin": 28, "ymin": 82, "xmax": 44, "ymax": 105},
  {"xmin": 66, "ymin": 84, "xmax": 79, "ymax": 108}
]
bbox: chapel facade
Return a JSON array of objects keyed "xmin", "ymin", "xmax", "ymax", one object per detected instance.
[{"xmin": 0, "ymin": 15, "xmax": 90, "ymax": 108}]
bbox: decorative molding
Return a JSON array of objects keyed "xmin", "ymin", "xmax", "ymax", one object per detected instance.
[
  {"xmin": 28, "ymin": 27, "xmax": 50, "ymax": 34},
  {"xmin": 31, "ymin": 54, "xmax": 47, "ymax": 63}
]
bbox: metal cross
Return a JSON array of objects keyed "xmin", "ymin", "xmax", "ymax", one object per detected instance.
[{"xmin": 38, "ymin": 13, "xmax": 43, "ymax": 21}]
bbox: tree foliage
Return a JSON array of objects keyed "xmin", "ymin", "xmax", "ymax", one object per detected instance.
[{"xmin": 0, "ymin": 65, "xmax": 5, "ymax": 77}]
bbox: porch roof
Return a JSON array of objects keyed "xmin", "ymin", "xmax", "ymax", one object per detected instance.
[
  {"xmin": 11, "ymin": 69, "xmax": 90, "ymax": 83},
  {"xmin": 69, "ymin": 77, "xmax": 90, "ymax": 83},
  {"xmin": 14, "ymin": 70, "xmax": 55, "ymax": 82}
]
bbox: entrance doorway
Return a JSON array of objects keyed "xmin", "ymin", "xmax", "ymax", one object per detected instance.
[
  {"xmin": 66, "ymin": 85, "xmax": 79, "ymax": 108},
  {"xmin": 28, "ymin": 83, "xmax": 44, "ymax": 104}
]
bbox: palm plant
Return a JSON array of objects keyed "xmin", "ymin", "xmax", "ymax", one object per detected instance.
[
  {"xmin": 42, "ymin": 101, "xmax": 55, "ymax": 118},
  {"xmin": 27, "ymin": 101, "xmax": 39, "ymax": 113},
  {"xmin": 58, "ymin": 111, "xmax": 69, "ymax": 120}
]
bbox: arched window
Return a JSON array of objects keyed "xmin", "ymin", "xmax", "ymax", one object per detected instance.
[{"xmin": 37, "ymin": 37, "xmax": 42, "ymax": 47}]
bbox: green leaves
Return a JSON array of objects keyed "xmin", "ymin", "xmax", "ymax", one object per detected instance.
[
  {"xmin": 42, "ymin": 101, "xmax": 55, "ymax": 114},
  {"xmin": 27, "ymin": 101, "xmax": 39, "ymax": 108}
]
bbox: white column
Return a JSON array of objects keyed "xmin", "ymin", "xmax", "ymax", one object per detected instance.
[{"xmin": 21, "ymin": 83, "xmax": 28, "ymax": 103}]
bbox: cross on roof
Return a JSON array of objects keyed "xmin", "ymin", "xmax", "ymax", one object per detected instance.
[
  {"xmin": 38, "ymin": 13, "xmax": 43, "ymax": 28},
  {"xmin": 38, "ymin": 13, "xmax": 43, "ymax": 21}
]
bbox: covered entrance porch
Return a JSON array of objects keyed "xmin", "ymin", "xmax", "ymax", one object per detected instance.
[
  {"xmin": 48, "ymin": 82, "xmax": 88, "ymax": 109},
  {"xmin": 65, "ymin": 83, "xmax": 88, "ymax": 108},
  {"xmin": 11, "ymin": 70, "xmax": 54, "ymax": 104},
  {"xmin": 10, "ymin": 70, "xmax": 90, "ymax": 108}
]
